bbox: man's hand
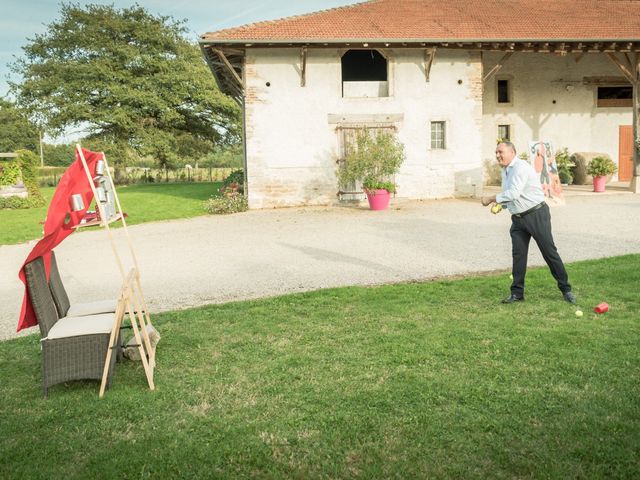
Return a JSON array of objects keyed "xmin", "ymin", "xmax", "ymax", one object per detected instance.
[{"xmin": 481, "ymin": 195, "xmax": 497, "ymax": 207}]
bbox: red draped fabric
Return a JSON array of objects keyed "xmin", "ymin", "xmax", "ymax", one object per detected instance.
[{"xmin": 17, "ymin": 148, "xmax": 103, "ymax": 332}]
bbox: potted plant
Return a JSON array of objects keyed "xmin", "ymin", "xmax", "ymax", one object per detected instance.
[
  {"xmin": 337, "ymin": 128, "xmax": 405, "ymax": 210},
  {"xmin": 554, "ymin": 147, "xmax": 575, "ymax": 185},
  {"xmin": 586, "ymin": 156, "xmax": 617, "ymax": 192}
]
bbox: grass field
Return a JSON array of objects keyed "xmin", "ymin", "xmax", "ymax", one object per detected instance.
[
  {"xmin": 1, "ymin": 255, "xmax": 638, "ymax": 479},
  {"xmin": 0, "ymin": 182, "xmax": 222, "ymax": 245}
]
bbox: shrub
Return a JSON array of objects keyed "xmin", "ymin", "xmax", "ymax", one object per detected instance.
[
  {"xmin": 0, "ymin": 160, "xmax": 21, "ymax": 186},
  {"xmin": 205, "ymin": 169, "xmax": 248, "ymax": 214},
  {"xmin": 0, "ymin": 195, "xmax": 45, "ymax": 209},
  {"xmin": 1, "ymin": 150, "xmax": 46, "ymax": 209},
  {"xmin": 554, "ymin": 147, "xmax": 575, "ymax": 184},
  {"xmin": 587, "ymin": 156, "xmax": 617, "ymax": 177},
  {"xmin": 221, "ymin": 169, "xmax": 244, "ymax": 195},
  {"xmin": 337, "ymin": 129, "xmax": 405, "ymax": 193},
  {"xmin": 363, "ymin": 180, "xmax": 396, "ymax": 193},
  {"xmin": 204, "ymin": 193, "xmax": 248, "ymax": 214}
]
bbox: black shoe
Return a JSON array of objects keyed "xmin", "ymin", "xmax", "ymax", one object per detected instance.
[
  {"xmin": 563, "ymin": 291, "xmax": 577, "ymax": 304},
  {"xmin": 501, "ymin": 294, "xmax": 524, "ymax": 304}
]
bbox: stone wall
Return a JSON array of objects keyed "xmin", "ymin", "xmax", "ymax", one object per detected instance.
[
  {"xmin": 482, "ymin": 52, "xmax": 632, "ymax": 180},
  {"xmin": 244, "ymin": 48, "xmax": 484, "ymax": 208}
]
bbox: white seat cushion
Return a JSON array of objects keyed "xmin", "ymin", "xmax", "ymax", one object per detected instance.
[
  {"xmin": 66, "ymin": 299, "xmax": 117, "ymax": 317},
  {"xmin": 46, "ymin": 313, "xmax": 116, "ymax": 340}
]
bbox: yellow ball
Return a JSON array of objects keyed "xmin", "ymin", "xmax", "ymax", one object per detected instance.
[
  {"xmin": 491, "ymin": 204, "xmax": 502, "ymax": 214},
  {"xmin": 575, "ymin": 310, "xmax": 583, "ymax": 317},
  {"xmin": 509, "ymin": 274, "xmax": 513, "ymax": 280}
]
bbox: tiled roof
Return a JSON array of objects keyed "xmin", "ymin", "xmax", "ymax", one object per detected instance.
[{"xmin": 201, "ymin": 0, "xmax": 640, "ymax": 43}]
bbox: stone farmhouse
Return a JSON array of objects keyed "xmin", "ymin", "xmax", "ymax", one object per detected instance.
[{"xmin": 200, "ymin": 0, "xmax": 640, "ymax": 208}]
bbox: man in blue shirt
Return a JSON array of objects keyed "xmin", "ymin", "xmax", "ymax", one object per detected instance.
[{"xmin": 482, "ymin": 141, "xmax": 576, "ymax": 304}]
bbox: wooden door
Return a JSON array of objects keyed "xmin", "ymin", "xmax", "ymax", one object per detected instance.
[{"xmin": 618, "ymin": 125, "xmax": 633, "ymax": 181}]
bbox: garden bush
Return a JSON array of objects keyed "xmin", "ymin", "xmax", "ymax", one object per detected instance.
[
  {"xmin": 0, "ymin": 150, "xmax": 45, "ymax": 209},
  {"xmin": 555, "ymin": 147, "xmax": 575, "ymax": 185},
  {"xmin": 221, "ymin": 169, "xmax": 244, "ymax": 194},
  {"xmin": 204, "ymin": 170, "xmax": 246, "ymax": 214},
  {"xmin": 0, "ymin": 160, "xmax": 21, "ymax": 186},
  {"xmin": 204, "ymin": 193, "xmax": 248, "ymax": 214}
]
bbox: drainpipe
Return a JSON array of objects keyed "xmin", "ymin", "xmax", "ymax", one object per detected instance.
[
  {"xmin": 242, "ymin": 96, "xmax": 248, "ymax": 200},
  {"xmin": 633, "ymin": 67, "xmax": 639, "ymax": 193}
]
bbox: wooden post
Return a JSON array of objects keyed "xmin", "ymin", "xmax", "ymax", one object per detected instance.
[
  {"xmin": 124, "ymin": 281, "xmax": 155, "ymax": 389},
  {"xmin": 100, "ymin": 153, "xmax": 155, "ymax": 342},
  {"xmin": 75, "ymin": 146, "xmax": 126, "ymax": 280},
  {"xmin": 76, "ymin": 145, "xmax": 156, "ymax": 396},
  {"xmin": 606, "ymin": 52, "xmax": 640, "ymax": 193},
  {"xmin": 39, "ymin": 131, "xmax": 44, "ymax": 167},
  {"xmin": 99, "ymin": 273, "xmax": 131, "ymax": 398},
  {"xmin": 632, "ymin": 53, "xmax": 640, "ymax": 193}
]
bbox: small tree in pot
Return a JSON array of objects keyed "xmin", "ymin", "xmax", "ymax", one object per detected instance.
[
  {"xmin": 337, "ymin": 128, "xmax": 405, "ymax": 210},
  {"xmin": 586, "ymin": 156, "xmax": 617, "ymax": 192},
  {"xmin": 554, "ymin": 147, "xmax": 575, "ymax": 185}
]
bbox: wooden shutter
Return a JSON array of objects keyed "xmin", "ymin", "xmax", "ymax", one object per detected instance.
[{"xmin": 619, "ymin": 125, "xmax": 634, "ymax": 181}]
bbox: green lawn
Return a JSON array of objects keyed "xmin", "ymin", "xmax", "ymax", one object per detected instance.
[
  {"xmin": 1, "ymin": 255, "xmax": 639, "ymax": 479},
  {"xmin": 0, "ymin": 182, "xmax": 222, "ymax": 245}
]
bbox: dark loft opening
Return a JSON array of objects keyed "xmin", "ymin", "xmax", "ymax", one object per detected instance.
[
  {"xmin": 597, "ymin": 86, "xmax": 632, "ymax": 100},
  {"xmin": 497, "ymin": 79, "xmax": 510, "ymax": 103},
  {"xmin": 341, "ymin": 49, "xmax": 387, "ymax": 81},
  {"xmin": 597, "ymin": 86, "xmax": 632, "ymax": 107}
]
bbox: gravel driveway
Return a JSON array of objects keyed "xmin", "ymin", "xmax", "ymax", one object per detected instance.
[{"xmin": 2, "ymin": 190, "xmax": 639, "ymax": 341}]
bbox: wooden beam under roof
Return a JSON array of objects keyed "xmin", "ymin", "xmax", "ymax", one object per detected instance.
[
  {"xmin": 424, "ymin": 47, "xmax": 436, "ymax": 82},
  {"xmin": 482, "ymin": 52, "xmax": 513, "ymax": 83},
  {"xmin": 213, "ymin": 48, "xmax": 243, "ymax": 88},
  {"xmin": 606, "ymin": 52, "xmax": 635, "ymax": 83},
  {"xmin": 300, "ymin": 47, "xmax": 307, "ymax": 87}
]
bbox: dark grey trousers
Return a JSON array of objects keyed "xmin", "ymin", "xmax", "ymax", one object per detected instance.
[{"xmin": 510, "ymin": 203, "xmax": 571, "ymax": 296}]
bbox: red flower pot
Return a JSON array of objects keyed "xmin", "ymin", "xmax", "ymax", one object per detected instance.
[
  {"xmin": 593, "ymin": 176, "xmax": 606, "ymax": 192},
  {"xmin": 365, "ymin": 189, "xmax": 391, "ymax": 211}
]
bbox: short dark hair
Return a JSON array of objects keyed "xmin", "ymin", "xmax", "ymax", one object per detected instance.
[{"xmin": 498, "ymin": 141, "xmax": 516, "ymax": 155}]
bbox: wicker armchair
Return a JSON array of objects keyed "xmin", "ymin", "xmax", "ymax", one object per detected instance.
[
  {"xmin": 24, "ymin": 256, "xmax": 121, "ymax": 397},
  {"xmin": 49, "ymin": 251, "xmax": 117, "ymax": 317}
]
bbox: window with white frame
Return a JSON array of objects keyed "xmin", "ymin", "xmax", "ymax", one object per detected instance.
[{"xmin": 430, "ymin": 121, "xmax": 446, "ymax": 149}]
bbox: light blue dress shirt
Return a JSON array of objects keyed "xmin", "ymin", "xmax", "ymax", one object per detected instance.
[{"xmin": 496, "ymin": 158, "xmax": 545, "ymax": 214}]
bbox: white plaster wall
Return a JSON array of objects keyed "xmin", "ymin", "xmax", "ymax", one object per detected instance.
[
  {"xmin": 244, "ymin": 48, "xmax": 484, "ymax": 208},
  {"xmin": 483, "ymin": 53, "xmax": 632, "ymax": 180},
  {"xmin": 393, "ymin": 49, "xmax": 483, "ymax": 199}
]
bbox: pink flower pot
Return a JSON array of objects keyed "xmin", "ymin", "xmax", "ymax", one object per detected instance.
[
  {"xmin": 593, "ymin": 175, "xmax": 606, "ymax": 192},
  {"xmin": 365, "ymin": 189, "xmax": 391, "ymax": 210}
]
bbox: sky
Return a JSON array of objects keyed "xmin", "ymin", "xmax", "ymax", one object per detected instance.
[{"xmin": 1, "ymin": 0, "xmax": 363, "ymax": 99}]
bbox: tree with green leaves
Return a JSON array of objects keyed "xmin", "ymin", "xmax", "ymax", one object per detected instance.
[
  {"xmin": 0, "ymin": 99, "xmax": 39, "ymax": 152},
  {"xmin": 10, "ymin": 3, "xmax": 240, "ymax": 166}
]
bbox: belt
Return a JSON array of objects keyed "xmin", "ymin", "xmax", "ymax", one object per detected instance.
[{"xmin": 512, "ymin": 202, "xmax": 545, "ymax": 218}]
